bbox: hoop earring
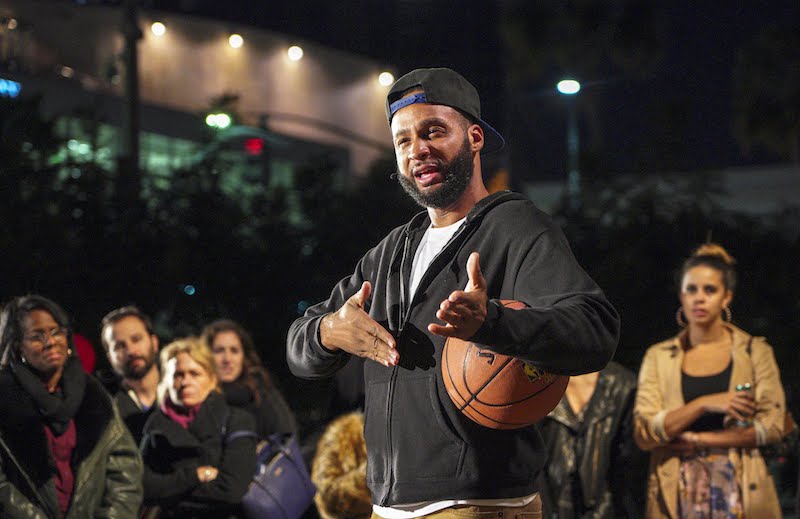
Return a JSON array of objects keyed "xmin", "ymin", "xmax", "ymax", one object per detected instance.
[
  {"xmin": 20, "ymin": 354, "xmax": 27, "ymax": 364},
  {"xmin": 67, "ymin": 347, "xmax": 73, "ymax": 356},
  {"xmin": 675, "ymin": 307, "xmax": 688, "ymax": 327},
  {"xmin": 723, "ymin": 307, "xmax": 732, "ymax": 323}
]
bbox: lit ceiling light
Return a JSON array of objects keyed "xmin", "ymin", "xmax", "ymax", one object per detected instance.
[
  {"xmin": 151, "ymin": 22, "xmax": 166, "ymax": 36},
  {"xmin": 61, "ymin": 66, "xmax": 74, "ymax": 78},
  {"xmin": 378, "ymin": 72, "xmax": 394, "ymax": 86},
  {"xmin": 287, "ymin": 45, "xmax": 304, "ymax": 61},
  {"xmin": 8, "ymin": 18, "xmax": 18, "ymax": 30},
  {"xmin": 556, "ymin": 79, "xmax": 581, "ymax": 95},
  {"xmin": 229, "ymin": 33, "xmax": 244, "ymax": 48}
]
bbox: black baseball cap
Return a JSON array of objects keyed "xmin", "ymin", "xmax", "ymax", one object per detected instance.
[{"xmin": 386, "ymin": 67, "xmax": 505, "ymax": 154}]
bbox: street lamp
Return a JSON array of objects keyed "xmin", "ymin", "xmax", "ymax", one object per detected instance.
[{"xmin": 557, "ymin": 78, "xmax": 581, "ymax": 210}]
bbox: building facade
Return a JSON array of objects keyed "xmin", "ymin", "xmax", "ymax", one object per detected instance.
[{"xmin": 0, "ymin": 0, "xmax": 395, "ymax": 194}]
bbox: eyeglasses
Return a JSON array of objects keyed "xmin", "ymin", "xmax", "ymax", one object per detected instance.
[{"xmin": 24, "ymin": 327, "xmax": 69, "ymax": 345}]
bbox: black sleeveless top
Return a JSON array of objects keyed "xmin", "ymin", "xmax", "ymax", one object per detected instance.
[{"xmin": 682, "ymin": 360, "xmax": 732, "ymax": 431}]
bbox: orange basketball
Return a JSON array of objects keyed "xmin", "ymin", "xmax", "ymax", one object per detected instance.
[{"xmin": 441, "ymin": 300, "xmax": 569, "ymax": 430}]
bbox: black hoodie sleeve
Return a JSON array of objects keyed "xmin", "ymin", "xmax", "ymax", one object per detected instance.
[
  {"xmin": 470, "ymin": 218, "xmax": 619, "ymax": 375},
  {"xmin": 286, "ymin": 257, "xmax": 369, "ymax": 380}
]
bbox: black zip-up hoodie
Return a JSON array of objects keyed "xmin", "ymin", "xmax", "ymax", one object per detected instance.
[{"xmin": 287, "ymin": 191, "xmax": 619, "ymax": 506}]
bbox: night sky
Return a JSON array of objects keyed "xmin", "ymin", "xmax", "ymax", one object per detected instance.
[{"xmin": 113, "ymin": 0, "xmax": 799, "ymax": 181}]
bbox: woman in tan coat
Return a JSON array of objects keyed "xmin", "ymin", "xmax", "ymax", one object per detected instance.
[{"xmin": 633, "ymin": 243, "xmax": 785, "ymax": 518}]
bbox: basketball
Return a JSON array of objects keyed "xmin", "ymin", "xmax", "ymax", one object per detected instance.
[{"xmin": 441, "ymin": 300, "xmax": 569, "ymax": 430}]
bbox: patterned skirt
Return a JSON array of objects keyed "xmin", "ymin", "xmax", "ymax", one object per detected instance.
[{"xmin": 678, "ymin": 448, "xmax": 743, "ymax": 519}]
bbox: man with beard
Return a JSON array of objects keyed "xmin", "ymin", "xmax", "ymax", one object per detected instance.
[
  {"xmin": 287, "ymin": 68, "xmax": 619, "ymax": 519},
  {"xmin": 101, "ymin": 305, "xmax": 160, "ymax": 444}
]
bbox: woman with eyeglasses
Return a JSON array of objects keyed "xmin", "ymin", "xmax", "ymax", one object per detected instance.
[{"xmin": 0, "ymin": 294, "xmax": 143, "ymax": 518}]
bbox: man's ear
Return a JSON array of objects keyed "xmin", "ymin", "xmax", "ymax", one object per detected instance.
[
  {"xmin": 152, "ymin": 334, "xmax": 159, "ymax": 351},
  {"xmin": 469, "ymin": 123, "xmax": 484, "ymax": 153}
]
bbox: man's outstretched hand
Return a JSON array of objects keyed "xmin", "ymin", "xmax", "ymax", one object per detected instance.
[
  {"xmin": 320, "ymin": 281, "xmax": 399, "ymax": 367},
  {"xmin": 428, "ymin": 252, "xmax": 487, "ymax": 340}
]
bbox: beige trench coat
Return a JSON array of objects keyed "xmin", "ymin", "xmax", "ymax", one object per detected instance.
[{"xmin": 633, "ymin": 324, "xmax": 785, "ymax": 518}]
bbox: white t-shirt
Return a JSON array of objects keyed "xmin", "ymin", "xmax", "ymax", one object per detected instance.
[
  {"xmin": 377, "ymin": 216, "xmax": 536, "ymax": 517},
  {"xmin": 373, "ymin": 494, "xmax": 538, "ymax": 519},
  {"xmin": 408, "ymin": 218, "xmax": 465, "ymax": 300}
]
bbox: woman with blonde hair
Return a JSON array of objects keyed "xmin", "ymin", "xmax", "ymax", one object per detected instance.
[
  {"xmin": 634, "ymin": 243, "xmax": 786, "ymax": 517},
  {"xmin": 140, "ymin": 337, "xmax": 256, "ymax": 518}
]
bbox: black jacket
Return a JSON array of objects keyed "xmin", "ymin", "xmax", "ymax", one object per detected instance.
[
  {"xmin": 539, "ymin": 362, "xmax": 646, "ymax": 519},
  {"xmin": 221, "ymin": 377, "xmax": 298, "ymax": 439},
  {"xmin": 287, "ymin": 191, "xmax": 619, "ymax": 505},
  {"xmin": 96, "ymin": 370, "xmax": 155, "ymax": 447},
  {"xmin": 140, "ymin": 391, "xmax": 257, "ymax": 518},
  {"xmin": 0, "ymin": 368, "xmax": 143, "ymax": 519},
  {"xmin": 114, "ymin": 388, "xmax": 156, "ymax": 447}
]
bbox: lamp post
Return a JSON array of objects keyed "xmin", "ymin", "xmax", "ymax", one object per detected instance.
[
  {"xmin": 556, "ymin": 79, "xmax": 581, "ymax": 210},
  {"xmin": 118, "ymin": 0, "xmax": 142, "ymax": 207}
]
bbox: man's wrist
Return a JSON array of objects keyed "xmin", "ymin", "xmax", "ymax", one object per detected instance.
[
  {"xmin": 469, "ymin": 299, "xmax": 499, "ymax": 345},
  {"xmin": 318, "ymin": 314, "xmax": 340, "ymax": 353}
]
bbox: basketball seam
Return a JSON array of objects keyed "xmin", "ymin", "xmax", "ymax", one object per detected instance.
[
  {"xmin": 457, "ymin": 343, "xmax": 513, "ymax": 411},
  {"xmin": 464, "ymin": 377, "xmax": 569, "ymax": 426},
  {"xmin": 470, "ymin": 375, "xmax": 559, "ymax": 406},
  {"xmin": 443, "ymin": 342, "xmax": 471, "ymax": 408}
]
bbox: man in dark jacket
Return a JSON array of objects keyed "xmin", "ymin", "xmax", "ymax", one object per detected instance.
[
  {"xmin": 287, "ymin": 68, "xmax": 620, "ymax": 519},
  {"xmin": 100, "ymin": 306, "xmax": 160, "ymax": 445},
  {"xmin": 538, "ymin": 361, "xmax": 647, "ymax": 518}
]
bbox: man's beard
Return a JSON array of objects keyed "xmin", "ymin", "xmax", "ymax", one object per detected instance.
[
  {"xmin": 396, "ymin": 139, "xmax": 473, "ymax": 209},
  {"xmin": 123, "ymin": 352, "xmax": 156, "ymax": 380}
]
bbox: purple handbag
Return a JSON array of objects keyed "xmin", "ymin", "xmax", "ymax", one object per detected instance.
[{"xmin": 239, "ymin": 433, "xmax": 317, "ymax": 519}]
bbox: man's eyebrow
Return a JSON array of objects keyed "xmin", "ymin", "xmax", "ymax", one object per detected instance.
[
  {"xmin": 394, "ymin": 117, "xmax": 450, "ymax": 137},
  {"xmin": 418, "ymin": 117, "xmax": 449, "ymax": 128}
]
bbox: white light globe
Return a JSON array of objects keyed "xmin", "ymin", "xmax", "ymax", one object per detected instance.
[
  {"xmin": 151, "ymin": 22, "xmax": 166, "ymax": 36},
  {"xmin": 229, "ymin": 34, "xmax": 244, "ymax": 49},
  {"xmin": 287, "ymin": 45, "xmax": 304, "ymax": 61},
  {"xmin": 215, "ymin": 113, "xmax": 232, "ymax": 129},
  {"xmin": 556, "ymin": 79, "xmax": 581, "ymax": 95},
  {"xmin": 378, "ymin": 72, "xmax": 394, "ymax": 86}
]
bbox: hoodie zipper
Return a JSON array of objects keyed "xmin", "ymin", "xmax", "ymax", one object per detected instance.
[
  {"xmin": 381, "ymin": 219, "xmax": 472, "ymax": 505},
  {"xmin": 381, "ymin": 228, "xmax": 412, "ymax": 505}
]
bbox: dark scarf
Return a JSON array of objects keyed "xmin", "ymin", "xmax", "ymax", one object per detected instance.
[
  {"xmin": 221, "ymin": 380, "xmax": 256, "ymax": 407},
  {"xmin": 11, "ymin": 356, "xmax": 87, "ymax": 436}
]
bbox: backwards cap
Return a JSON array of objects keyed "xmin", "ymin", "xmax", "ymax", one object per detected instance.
[{"xmin": 386, "ymin": 67, "xmax": 505, "ymax": 154}]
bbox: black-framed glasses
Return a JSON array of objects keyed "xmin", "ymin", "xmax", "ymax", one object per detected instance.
[{"xmin": 24, "ymin": 327, "xmax": 69, "ymax": 345}]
